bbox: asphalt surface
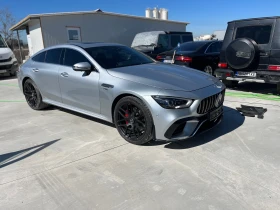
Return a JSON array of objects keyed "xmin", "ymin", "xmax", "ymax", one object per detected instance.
[{"xmin": 1, "ymin": 77, "xmax": 280, "ymax": 210}]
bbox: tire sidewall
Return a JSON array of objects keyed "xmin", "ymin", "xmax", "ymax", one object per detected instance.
[
  {"xmin": 114, "ymin": 96, "xmax": 154, "ymax": 145},
  {"xmin": 24, "ymin": 79, "xmax": 44, "ymax": 110}
]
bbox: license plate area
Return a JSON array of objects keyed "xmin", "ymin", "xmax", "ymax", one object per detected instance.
[
  {"xmin": 163, "ymin": 60, "xmax": 173, "ymax": 64},
  {"xmin": 0, "ymin": 70, "xmax": 7, "ymax": 73},
  {"xmin": 209, "ymin": 106, "xmax": 223, "ymax": 121},
  {"xmin": 236, "ymin": 71, "xmax": 256, "ymax": 77}
]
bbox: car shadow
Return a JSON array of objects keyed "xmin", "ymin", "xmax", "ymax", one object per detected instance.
[
  {"xmin": 145, "ymin": 106, "xmax": 245, "ymax": 149},
  {"xmin": 229, "ymin": 82, "xmax": 279, "ymax": 95},
  {"xmin": 58, "ymin": 107, "xmax": 115, "ymax": 128},
  {"xmin": 0, "ymin": 139, "xmax": 60, "ymax": 168}
]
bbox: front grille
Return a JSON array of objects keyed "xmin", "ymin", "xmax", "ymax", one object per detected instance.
[
  {"xmin": 0, "ymin": 64, "xmax": 12, "ymax": 70},
  {"xmin": 197, "ymin": 90, "xmax": 225, "ymax": 114},
  {"xmin": 0, "ymin": 57, "xmax": 12, "ymax": 63}
]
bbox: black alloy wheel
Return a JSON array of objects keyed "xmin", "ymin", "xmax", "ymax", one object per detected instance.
[
  {"xmin": 114, "ymin": 96, "xmax": 154, "ymax": 145},
  {"xmin": 23, "ymin": 79, "xmax": 48, "ymax": 110}
]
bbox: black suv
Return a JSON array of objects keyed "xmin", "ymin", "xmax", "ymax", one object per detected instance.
[
  {"xmin": 131, "ymin": 31, "xmax": 193, "ymax": 59},
  {"xmin": 215, "ymin": 17, "xmax": 280, "ymax": 92}
]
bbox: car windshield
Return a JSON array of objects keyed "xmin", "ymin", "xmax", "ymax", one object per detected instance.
[
  {"xmin": 175, "ymin": 41, "xmax": 206, "ymax": 51},
  {"xmin": 0, "ymin": 35, "xmax": 7, "ymax": 48},
  {"xmin": 85, "ymin": 46, "xmax": 154, "ymax": 69}
]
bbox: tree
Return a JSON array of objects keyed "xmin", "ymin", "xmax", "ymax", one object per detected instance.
[{"xmin": 0, "ymin": 8, "xmax": 16, "ymax": 42}]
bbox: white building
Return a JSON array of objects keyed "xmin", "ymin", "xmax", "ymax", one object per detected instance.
[{"xmin": 10, "ymin": 9, "xmax": 189, "ymax": 56}]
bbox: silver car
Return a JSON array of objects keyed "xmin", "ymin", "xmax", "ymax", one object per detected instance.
[{"xmin": 18, "ymin": 43, "xmax": 225, "ymax": 145}]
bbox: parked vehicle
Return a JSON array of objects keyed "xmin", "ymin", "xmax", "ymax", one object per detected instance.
[
  {"xmin": 18, "ymin": 43, "xmax": 225, "ymax": 145},
  {"xmin": 156, "ymin": 40, "xmax": 223, "ymax": 75},
  {"xmin": 0, "ymin": 35, "xmax": 18, "ymax": 76},
  {"xmin": 131, "ymin": 31, "xmax": 193, "ymax": 59},
  {"xmin": 215, "ymin": 16, "xmax": 280, "ymax": 92}
]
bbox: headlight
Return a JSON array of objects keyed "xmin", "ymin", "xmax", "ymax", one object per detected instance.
[
  {"xmin": 152, "ymin": 96, "xmax": 193, "ymax": 109},
  {"xmin": 11, "ymin": 53, "xmax": 15, "ymax": 59}
]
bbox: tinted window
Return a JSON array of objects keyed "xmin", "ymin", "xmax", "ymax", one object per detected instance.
[
  {"xmin": 32, "ymin": 51, "xmax": 46, "ymax": 62},
  {"xmin": 206, "ymin": 42, "xmax": 222, "ymax": 53},
  {"xmin": 171, "ymin": 35, "xmax": 181, "ymax": 47},
  {"xmin": 0, "ymin": 35, "xmax": 7, "ymax": 48},
  {"xmin": 63, "ymin": 49, "xmax": 90, "ymax": 67},
  {"xmin": 176, "ymin": 42, "xmax": 206, "ymax": 51},
  {"xmin": 182, "ymin": 35, "xmax": 193, "ymax": 43},
  {"xmin": 157, "ymin": 34, "xmax": 169, "ymax": 48},
  {"xmin": 45, "ymin": 48, "xmax": 63, "ymax": 64},
  {"xmin": 85, "ymin": 46, "xmax": 154, "ymax": 69},
  {"xmin": 235, "ymin": 25, "xmax": 272, "ymax": 44}
]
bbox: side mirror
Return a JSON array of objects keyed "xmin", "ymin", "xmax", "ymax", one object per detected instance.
[{"xmin": 73, "ymin": 62, "xmax": 91, "ymax": 71}]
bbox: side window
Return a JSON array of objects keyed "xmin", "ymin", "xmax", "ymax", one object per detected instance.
[
  {"xmin": 170, "ymin": 35, "xmax": 181, "ymax": 48},
  {"xmin": 157, "ymin": 35, "xmax": 169, "ymax": 48},
  {"xmin": 235, "ymin": 25, "xmax": 272, "ymax": 44},
  {"xmin": 45, "ymin": 48, "xmax": 63, "ymax": 65},
  {"xmin": 63, "ymin": 49, "xmax": 90, "ymax": 67},
  {"xmin": 206, "ymin": 42, "xmax": 221, "ymax": 53},
  {"xmin": 32, "ymin": 51, "xmax": 46, "ymax": 63},
  {"xmin": 182, "ymin": 35, "xmax": 192, "ymax": 43}
]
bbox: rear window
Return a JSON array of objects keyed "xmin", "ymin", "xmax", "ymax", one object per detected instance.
[
  {"xmin": 182, "ymin": 35, "xmax": 193, "ymax": 43},
  {"xmin": 176, "ymin": 42, "xmax": 206, "ymax": 51},
  {"xmin": 170, "ymin": 35, "xmax": 181, "ymax": 48},
  {"xmin": 235, "ymin": 25, "xmax": 272, "ymax": 44}
]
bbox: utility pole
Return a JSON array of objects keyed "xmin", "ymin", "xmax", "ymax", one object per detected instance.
[{"xmin": 16, "ymin": 30, "xmax": 23, "ymax": 63}]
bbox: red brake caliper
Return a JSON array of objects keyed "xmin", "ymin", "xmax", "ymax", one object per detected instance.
[{"xmin": 125, "ymin": 110, "xmax": 129, "ymax": 125}]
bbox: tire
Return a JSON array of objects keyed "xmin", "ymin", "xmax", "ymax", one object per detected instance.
[
  {"xmin": 114, "ymin": 96, "xmax": 154, "ymax": 145},
  {"xmin": 222, "ymin": 80, "xmax": 239, "ymax": 88},
  {"xmin": 204, "ymin": 65, "xmax": 213, "ymax": 75},
  {"xmin": 225, "ymin": 38, "xmax": 259, "ymax": 70},
  {"xmin": 9, "ymin": 71, "xmax": 16, "ymax": 77},
  {"xmin": 23, "ymin": 79, "xmax": 49, "ymax": 110}
]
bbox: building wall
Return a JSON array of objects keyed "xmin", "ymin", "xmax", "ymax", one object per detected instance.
[
  {"xmin": 29, "ymin": 19, "xmax": 44, "ymax": 54},
  {"xmin": 213, "ymin": 30, "xmax": 226, "ymax": 40},
  {"xmin": 40, "ymin": 13, "xmax": 186, "ymax": 47}
]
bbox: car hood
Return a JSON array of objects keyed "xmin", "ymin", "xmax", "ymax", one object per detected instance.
[
  {"xmin": 107, "ymin": 63, "xmax": 218, "ymax": 92},
  {"xmin": 0, "ymin": 48, "xmax": 13, "ymax": 59}
]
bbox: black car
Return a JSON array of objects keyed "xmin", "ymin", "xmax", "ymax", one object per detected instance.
[
  {"xmin": 156, "ymin": 40, "xmax": 223, "ymax": 75},
  {"xmin": 215, "ymin": 16, "xmax": 280, "ymax": 92},
  {"xmin": 131, "ymin": 31, "xmax": 193, "ymax": 59}
]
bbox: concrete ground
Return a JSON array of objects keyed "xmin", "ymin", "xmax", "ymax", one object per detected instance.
[{"xmin": 1, "ymin": 77, "xmax": 280, "ymax": 210}]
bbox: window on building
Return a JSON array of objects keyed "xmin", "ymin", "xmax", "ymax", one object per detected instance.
[
  {"xmin": 170, "ymin": 35, "xmax": 181, "ymax": 48},
  {"xmin": 67, "ymin": 27, "xmax": 81, "ymax": 42},
  {"xmin": 32, "ymin": 51, "xmax": 46, "ymax": 62},
  {"xmin": 45, "ymin": 48, "xmax": 63, "ymax": 65},
  {"xmin": 63, "ymin": 48, "xmax": 89, "ymax": 67},
  {"xmin": 235, "ymin": 25, "xmax": 272, "ymax": 44}
]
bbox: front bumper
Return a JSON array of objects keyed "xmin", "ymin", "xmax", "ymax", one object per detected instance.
[
  {"xmin": 143, "ymin": 83, "xmax": 226, "ymax": 141},
  {"xmin": 215, "ymin": 68, "xmax": 280, "ymax": 84},
  {"xmin": 0, "ymin": 62, "xmax": 18, "ymax": 75}
]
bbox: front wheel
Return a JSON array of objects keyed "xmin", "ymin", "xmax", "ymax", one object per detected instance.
[
  {"xmin": 114, "ymin": 96, "xmax": 154, "ymax": 145},
  {"xmin": 23, "ymin": 79, "xmax": 49, "ymax": 110}
]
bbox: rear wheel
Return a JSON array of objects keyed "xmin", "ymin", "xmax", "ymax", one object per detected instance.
[
  {"xmin": 204, "ymin": 65, "xmax": 213, "ymax": 75},
  {"xmin": 114, "ymin": 96, "xmax": 154, "ymax": 145},
  {"xmin": 222, "ymin": 80, "xmax": 239, "ymax": 88},
  {"xmin": 23, "ymin": 79, "xmax": 49, "ymax": 110}
]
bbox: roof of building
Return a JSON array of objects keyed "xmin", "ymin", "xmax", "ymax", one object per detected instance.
[{"xmin": 10, "ymin": 9, "xmax": 189, "ymax": 31}]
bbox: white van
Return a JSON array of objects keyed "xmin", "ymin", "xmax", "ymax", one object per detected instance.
[{"xmin": 0, "ymin": 35, "xmax": 18, "ymax": 76}]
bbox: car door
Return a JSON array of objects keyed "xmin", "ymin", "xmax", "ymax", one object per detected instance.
[
  {"xmin": 204, "ymin": 42, "xmax": 221, "ymax": 68},
  {"xmin": 59, "ymin": 48, "xmax": 100, "ymax": 114},
  {"xmin": 31, "ymin": 49, "xmax": 62, "ymax": 103}
]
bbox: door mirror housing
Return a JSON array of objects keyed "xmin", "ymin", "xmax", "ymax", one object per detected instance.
[{"xmin": 73, "ymin": 62, "xmax": 92, "ymax": 71}]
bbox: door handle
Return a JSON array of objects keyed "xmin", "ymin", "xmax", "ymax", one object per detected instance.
[
  {"xmin": 32, "ymin": 68, "xmax": 39, "ymax": 72},
  {"xmin": 61, "ymin": 72, "xmax": 69, "ymax": 77}
]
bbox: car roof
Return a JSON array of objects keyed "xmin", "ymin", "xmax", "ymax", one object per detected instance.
[
  {"xmin": 181, "ymin": 40, "xmax": 221, "ymax": 45},
  {"xmin": 67, "ymin": 42, "xmax": 124, "ymax": 48},
  {"xmin": 229, "ymin": 16, "xmax": 280, "ymax": 23}
]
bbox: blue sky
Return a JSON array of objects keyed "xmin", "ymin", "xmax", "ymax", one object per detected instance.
[{"xmin": 3, "ymin": 0, "xmax": 280, "ymax": 37}]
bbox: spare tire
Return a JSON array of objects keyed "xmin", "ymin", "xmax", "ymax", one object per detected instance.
[{"xmin": 225, "ymin": 38, "xmax": 259, "ymax": 70}]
